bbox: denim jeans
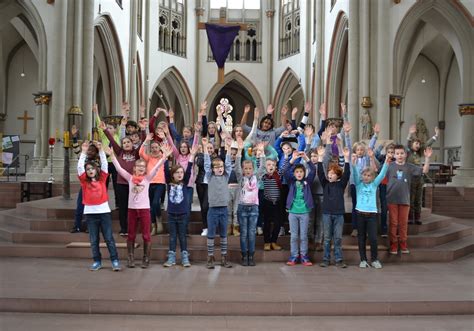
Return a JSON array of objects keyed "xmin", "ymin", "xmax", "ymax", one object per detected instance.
[
  {"xmin": 379, "ymin": 184, "xmax": 388, "ymax": 234},
  {"xmin": 357, "ymin": 212, "xmax": 378, "ymax": 262},
  {"xmin": 74, "ymin": 188, "xmax": 84, "ymax": 230},
  {"xmin": 228, "ymin": 186, "xmax": 240, "ymax": 226},
  {"xmin": 308, "ymin": 194, "xmax": 323, "ymax": 243},
  {"xmin": 207, "ymin": 206, "xmax": 228, "ymax": 239},
  {"xmin": 149, "ymin": 183, "xmax": 166, "ymax": 222},
  {"xmin": 86, "ymin": 213, "xmax": 118, "ymax": 262},
  {"xmin": 289, "ymin": 212, "xmax": 310, "ymax": 257},
  {"xmin": 168, "ymin": 212, "xmax": 188, "ymax": 252},
  {"xmin": 322, "ymin": 213, "xmax": 344, "ymax": 263},
  {"xmin": 238, "ymin": 204, "xmax": 258, "ymax": 254}
]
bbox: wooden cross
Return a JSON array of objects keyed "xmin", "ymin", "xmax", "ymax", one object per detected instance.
[
  {"xmin": 17, "ymin": 110, "xmax": 34, "ymax": 134},
  {"xmin": 198, "ymin": 7, "xmax": 248, "ymax": 84}
]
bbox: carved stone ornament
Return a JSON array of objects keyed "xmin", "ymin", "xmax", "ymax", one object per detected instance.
[
  {"xmin": 68, "ymin": 105, "xmax": 83, "ymax": 115},
  {"xmin": 390, "ymin": 95, "xmax": 402, "ymax": 108},
  {"xmin": 33, "ymin": 94, "xmax": 51, "ymax": 105},
  {"xmin": 265, "ymin": 10, "xmax": 275, "ymax": 18},
  {"xmin": 0, "ymin": 113, "xmax": 6, "ymax": 121},
  {"xmin": 195, "ymin": 8, "xmax": 205, "ymax": 17},
  {"xmin": 360, "ymin": 96, "xmax": 373, "ymax": 108},
  {"xmin": 458, "ymin": 104, "xmax": 474, "ymax": 116},
  {"xmin": 102, "ymin": 115, "xmax": 124, "ymax": 127}
]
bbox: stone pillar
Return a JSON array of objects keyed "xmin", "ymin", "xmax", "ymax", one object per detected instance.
[
  {"xmin": 72, "ymin": 0, "xmax": 83, "ymax": 109},
  {"xmin": 128, "ymin": 0, "xmax": 138, "ymax": 120},
  {"xmin": 266, "ymin": 7, "xmax": 275, "ymax": 106},
  {"xmin": 376, "ymin": 0, "xmax": 390, "ymax": 139},
  {"xmin": 450, "ymin": 104, "xmax": 474, "ymax": 187},
  {"xmin": 81, "ymin": 0, "xmax": 94, "ymax": 138},
  {"xmin": 32, "ymin": 93, "xmax": 51, "ymax": 169},
  {"xmin": 348, "ymin": 0, "xmax": 360, "ymax": 140},
  {"xmin": 389, "ymin": 95, "xmax": 402, "ymax": 143},
  {"xmin": 32, "ymin": 94, "xmax": 43, "ymax": 161},
  {"xmin": 313, "ymin": 0, "xmax": 324, "ymax": 123},
  {"xmin": 144, "ymin": 0, "xmax": 151, "ymax": 114},
  {"xmin": 195, "ymin": 3, "xmax": 204, "ymax": 112},
  {"xmin": 359, "ymin": 0, "xmax": 372, "ymax": 136}
]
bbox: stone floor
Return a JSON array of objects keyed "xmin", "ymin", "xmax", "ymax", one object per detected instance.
[
  {"xmin": 0, "ymin": 255, "xmax": 473, "ymax": 316},
  {"xmin": 0, "ymin": 313, "xmax": 473, "ymax": 331}
]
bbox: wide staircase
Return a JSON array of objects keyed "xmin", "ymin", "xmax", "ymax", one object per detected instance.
[
  {"xmin": 430, "ymin": 186, "xmax": 474, "ymax": 219},
  {"xmin": 0, "ymin": 191, "xmax": 472, "ymax": 264}
]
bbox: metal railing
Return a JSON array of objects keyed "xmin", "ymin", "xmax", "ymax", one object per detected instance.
[{"xmin": 1, "ymin": 154, "xmax": 29, "ymax": 181}]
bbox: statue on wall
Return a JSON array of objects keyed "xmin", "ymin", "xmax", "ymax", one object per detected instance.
[
  {"xmin": 360, "ymin": 108, "xmax": 373, "ymax": 140},
  {"xmin": 216, "ymin": 98, "xmax": 234, "ymax": 132},
  {"xmin": 415, "ymin": 115, "xmax": 430, "ymax": 145}
]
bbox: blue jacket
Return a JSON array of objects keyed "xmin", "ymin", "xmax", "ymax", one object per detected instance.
[{"xmin": 283, "ymin": 161, "xmax": 316, "ymax": 210}]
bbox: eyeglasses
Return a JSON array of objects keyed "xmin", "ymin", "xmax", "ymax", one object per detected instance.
[{"xmin": 213, "ymin": 165, "xmax": 224, "ymax": 169}]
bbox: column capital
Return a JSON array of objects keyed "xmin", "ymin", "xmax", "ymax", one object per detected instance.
[
  {"xmin": 458, "ymin": 104, "xmax": 474, "ymax": 116},
  {"xmin": 265, "ymin": 10, "xmax": 275, "ymax": 18},
  {"xmin": 195, "ymin": 7, "xmax": 205, "ymax": 17},
  {"xmin": 361, "ymin": 96, "xmax": 373, "ymax": 108},
  {"xmin": 33, "ymin": 92, "xmax": 52, "ymax": 105},
  {"xmin": 68, "ymin": 105, "xmax": 83, "ymax": 115},
  {"xmin": 390, "ymin": 94, "xmax": 403, "ymax": 108}
]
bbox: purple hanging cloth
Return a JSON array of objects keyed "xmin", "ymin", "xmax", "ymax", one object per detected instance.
[{"xmin": 205, "ymin": 23, "xmax": 240, "ymax": 68}]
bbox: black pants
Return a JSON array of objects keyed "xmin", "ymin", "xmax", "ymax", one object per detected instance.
[
  {"xmin": 116, "ymin": 183, "xmax": 129, "ymax": 233},
  {"xmin": 357, "ymin": 212, "xmax": 378, "ymax": 262},
  {"xmin": 106, "ymin": 162, "xmax": 119, "ymax": 206},
  {"xmin": 262, "ymin": 199, "xmax": 282, "ymax": 244},
  {"xmin": 196, "ymin": 183, "xmax": 209, "ymax": 228}
]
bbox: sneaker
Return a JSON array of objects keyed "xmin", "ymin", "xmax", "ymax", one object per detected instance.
[
  {"xmin": 271, "ymin": 242, "xmax": 282, "ymax": 251},
  {"xmin": 181, "ymin": 251, "xmax": 191, "ymax": 267},
  {"xmin": 401, "ymin": 248, "xmax": 410, "ymax": 254},
  {"xmin": 381, "ymin": 234, "xmax": 388, "ymax": 238},
  {"xmin": 89, "ymin": 261, "xmax": 102, "ymax": 271},
  {"xmin": 263, "ymin": 243, "xmax": 271, "ymax": 251},
  {"xmin": 119, "ymin": 232, "xmax": 127, "ymax": 237},
  {"xmin": 371, "ymin": 260, "xmax": 383, "ymax": 269},
  {"xmin": 278, "ymin": 227, "xmax": 285, "ymax": 237},
  {"xmin": 300, "ymin": 255, "xmax": 313, "ymax": 266},
  {"xmin": 201, "ymin": 228, "xmax": 208, "ymax": 237},
  {"xmin": 286, "ymin": 255, "xmax": 299, "ymax": 266},
  {"xmin": 351, "ymin": 229, "xmax": 358, "ymax": 237},
  {"xmin": 163, "ymin": 251, "xmax": 176, "ymax": 267},
  {"xmin": 335, "ymin": 261, "xmax": 348, "ymax": 268},
  {"xmin": 389, "ymin": 249, "xmax": 398, "ymax": 255},
  {"xmin": 359, "ymin": 260, "xmax": 370, "ymax": 268},
  {"xmin": 257, "ymin": 227, "xmax": 263, "ymax": 236},
  {"xmin": 111, "ymin": 260, "xmax": 122, "ymax": 271},
  {"xmin": 70, "ymin": 227, "xmax": 81, "ymax": 233},
  {"xmin": 319, "ymin": 261, "xmax": 329, "ymax": 268}
]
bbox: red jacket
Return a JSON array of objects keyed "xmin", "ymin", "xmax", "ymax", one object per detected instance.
[{"xmin": 79, "ymin": 171, "xmax": 109, "ymax": 206}]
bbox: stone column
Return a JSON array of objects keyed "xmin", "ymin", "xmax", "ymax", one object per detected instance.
[
  {"xmin": 195, "ymin": 3, "xmax": 204, "ymax": 112},
  {"xmin": 128, "ymin": 0, "xmax": 138, "ymax": 120},
  {"xmin": 359, "ymin": 0, "xmax": 372, "ymax": 137},
  {"xmin": 389, "ymin": 95, "xmax": 402, "ymax": 143},
  {"xmin": 450, "ymin": 104, "xmax": 474, "ymax": 187},
  {"xmin": 348, "ymin": 0, "xmax": 360, "ymax": 140},
  {"xmin": 72, "ymin": 0, "xmax": 83, "ymax": 109},
  {"xmin": 32, "ymin": 93, "xmax": 51, "ymax": 169},
  {"xmin": 81, "ymin": 0, "xmax": 94, "ymax": 139},
  {"xmin": 376, "ymin": 0, "xmax": 390, "ymax": 139},
  {"xmin": 144, "ymin": 0, "xmax": 151, "ymax": 113},
  {"xmin": 266, "ymin": 6, "xmax": 275, "ymax": 106},
  {"xmin": 32, "ymin": 94, "xmax": 43, "ymax": 161},
  {"xmin": 313, "ymin": 0, "xmax": 324, "ymax": 123}
]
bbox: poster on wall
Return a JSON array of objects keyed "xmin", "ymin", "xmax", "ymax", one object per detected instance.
[
  {"xmin": 445, "ymin": 147, "xmax": 461, "ymax": 165},
  {"xmin": 0, "ymin": 135, "xmax": 20, "ymax": 168}
]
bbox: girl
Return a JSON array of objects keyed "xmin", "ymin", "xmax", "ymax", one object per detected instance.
[
  {"xmin": 240, "ymin": 104, "xmax": 287, "ymax": 146},
  {"xmin": 101, "ymin": 121, "xmax": 141, "ymax": 236},
  {"xmin": 78, "ymin": 141, "xmax": 121, "ymax": 272},
  {"xmin": 110, "ymin": 142, "xmax": 172, "ymax": 269},
  {"xmin": 283, "ymin": 151, "xmax": 316, "ymax": 266},
  {"xmin": 317, "ymin": 145, "xmax": 351, "ymax": 268},
  {"xmin": 352, "ymin": 149, "xmax": 390, "ymax": 269},
  {"xmin": 139, "ymin": 133, "xmax": 167, "ymax": 235},
  {"xmin": 163, "ymin": 145, "xmax": 198, "ymax": 267}
]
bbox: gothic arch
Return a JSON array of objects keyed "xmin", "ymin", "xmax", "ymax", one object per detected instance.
[
  {"xmin": 325, "ymin": 11, "xmax": 348, "ymax": 118},
  {"xmin": 273, "ymin": 68, "xmax": 304, "ymax": 124},
  {"xmin": 94, "ymin": 14, "xmax": 126, "ymax": 115},
  {"xmin": 150, "ymin": 66, "xmax": 194, "ymax": 131},
  {"xmin": 204, "ymin": 70, "xmax": 265, "ymax": 123}
]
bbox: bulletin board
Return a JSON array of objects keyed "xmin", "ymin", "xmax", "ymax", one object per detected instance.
[{"xmin": 0, "ymin": 134, "xmax": 21, "ymax": 169}]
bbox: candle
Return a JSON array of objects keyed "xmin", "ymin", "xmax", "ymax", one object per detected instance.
[{"xmin": 63, "ymin": 131, "xmax": 70, "ymax": 148}]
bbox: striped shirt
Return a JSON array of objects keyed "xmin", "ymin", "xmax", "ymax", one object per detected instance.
[{"xmin": 262, "ymin": 174, "xmax": 281, "ymax": 202}]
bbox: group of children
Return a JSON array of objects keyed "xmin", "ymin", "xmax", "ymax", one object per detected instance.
[{"xmin": 77, "ymin": 101, "xmax": 435, "ymax": 271}]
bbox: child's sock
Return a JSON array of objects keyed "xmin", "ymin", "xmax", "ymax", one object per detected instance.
[
  {"xmin": 220, "ymin": 237, "xmax": 228, "ymax": 255},
  {"xmin": 207, "ymin": 238, "xmax": 215, "ymax": 256}
]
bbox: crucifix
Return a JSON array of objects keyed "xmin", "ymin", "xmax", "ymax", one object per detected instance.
[
  {"xmin": 198, "ymin": 7, "xmax": 248, "ymax": 84},
  {"xmin": 17, "ymin": 110, "xmax": 34, "ymax": 134}
]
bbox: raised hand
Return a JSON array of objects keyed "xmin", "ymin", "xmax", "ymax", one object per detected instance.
[
  {"xmin": 305, "ymin": 102, "xmax": 311, "ymax": 113},
  {"xmin": 160, "ymin": 143, "xmax": 172, "ymax": 158},
  {"xmin": 121, "ymin": 117, "xmax": 128, "ymax": 126},
  {"xmin": 99, "ymin": 121, "xmax": 107, "ymax": 131},
  {"xmin": 190, "ymin": 144, "xmax": 199, "ymax": 157},
  {"xmin": 367, "ymin": 148, "xmax": 375, "ymax": 158},
  {"xmin": 102, "ymin": 144, "xmax": 112, "ymax": 156},
  {"xmin": 340, "ymin": 103, "xmax": 347, "ymax": 117},
  {"xmin": 317, "ymin": 145, "xmax": 325, "ymax": 157},
  {"xmin": 236, "ymin": 137, "xmax": 244, "ymax": 151},
  {"xmin": 291, "ymin": 107, "xmax": 298, "ymax": 118},
  {"xmin": 280, "ymin": 130, "xmax": 289, "ymax": 138},
  {"xmin": 121, "ymin": 102, "xmax": 130, "ymax": 116},
  {"xmin": 373, "ymin": 123, "xmax": 380, "ymax": 135},
  {"xmin": 139, "ymin": 104, "xmax": 146, "ymax": 118},
  {"xmin": 201, "ymin": 137, "xmax": 208, "ymax": 148},
  {"xmin": 81, "ymin": 141, "xmax": 89, "ymax": 153},
  {"xmin": 351, "ymin": 153, "xmax": 357, "ymax": 164},
  {"xmin": 194, "ymin": 121, "xmax": 202, "ymax": 133},
  {"xmin": 319, "ymin": 102, "xmax": 327, "ymax": 119},
  {"xmin": 71, "ymin": 125, "xmax": 79, "ymax": 137},
  {"xmin": 343, "ymin": 121, "xmax": 352, "ymax": 133},
  {"xmin": 146, "ymin": 132, "xmax": 154, "ymax": 142},
  {"xmin": 254, "ymin": 107, "xmax": 260, "ymax": 118},
  {"xmin": 408, "ymin": 124, "xmax": 417, "ymax": 135},
  {"xmin": 280, "ymin": 105, "xmax": 288, "ymax": 116},
  {"xmin": 138, "ymin": 118, "xmax": 148, "ymax": 130},
  {"xmin": 291, "ymin": 150, "xmax": 299, "ymax": 161},
  {"xmin": 154, "ymin": 108, "xmax": 161, "ymax": 117},
  {"xmin": 95, "ymin": 141, "xmax": 102, "ymax": 151},
  {"xmin": 434, "ymin": 126, "xmax": 440, "ymax": 137},
  {"xmin": 168, "ymin": 108, "xmax": 174, "ymax": 119},
  {"xmin": 424, "ymin": 147, "xmax": 433, "ymax": 158},
  {"xmin": 243, "ymin": 104, "xmax": 251, "ymax": 114},
  {"xmin": 266, "ymin": 104, "xmax": 274, "ymax": 115},
  {"xmin": 92, "ymin": 104, "xmax": 98, "ymax": 114}
]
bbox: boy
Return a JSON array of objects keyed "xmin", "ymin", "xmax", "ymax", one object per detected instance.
[
  {"xmin": 204, "ymin": 137, "xmax": 236, "ymax": 269},
  {"xmin": 386, "ymin": 144, "xmax": 432, "ymax": 254}
]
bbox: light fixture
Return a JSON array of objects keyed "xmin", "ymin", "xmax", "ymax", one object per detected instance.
[
  {"xmin": 20, "ymin": 25, "xmax": 26, "ymax": 78},
  {"xmin": 420, "ymin": 25, "xmax": 426, "ymax": 84},
  {"xmin": 421, "ymin": 76, "xmax": 426, "ymax": 84}
]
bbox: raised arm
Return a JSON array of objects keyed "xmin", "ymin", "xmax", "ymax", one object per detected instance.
[
  {"xmin": 422, "ymin": 147, "xmax": 433, "ymax": 174},
  {"xmin": 101, "ymin": 121, "xmax": 122, "ymax": 155},
  {"xmin": 77, "ymin": 141, "xmax": 89, "ymax": 176},
  {"xmin": 373, "ymin": 161, "xmax": 389, "ymax": 186},
  {"xmin": 166, "ymin": 131, "xmax": 179, "ymax": 159},
  {"xmin": 146, "ymin": 144, "xmax": 172, "ymax": 181},
  {"xmin": 110, "ymin": 150, "xmax": 132, "ymax": 182}
]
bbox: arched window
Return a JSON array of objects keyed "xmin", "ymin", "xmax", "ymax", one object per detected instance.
[
  {"xmin": 207, "ymin": 0, "xmax": 262, "ymax": 63},
  {"xmin": 159, "ymin": 0, "xmax": 186, "ymax": 57},
  {"xmin": 279, "ymin": 0, "xmax": 300, "ymax": 59}
]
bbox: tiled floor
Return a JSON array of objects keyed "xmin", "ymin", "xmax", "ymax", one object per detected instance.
[{"xmin": 0, "ymin": 313, "xmax": 473, "ymax": 331}]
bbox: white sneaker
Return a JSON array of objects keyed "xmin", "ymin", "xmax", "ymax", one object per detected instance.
[
  {"xmin": 201, "ymin": 228, "xmax": 208, "ymax": 237},
  {"xmin": 257, "ymin": 227, "xmax": 263, "ymax": 235},
  {"xmin": 278, "ymin": 227, "xmax": 285, "ymax": 236},
  {"xmin": 371, "ymin": 260, "xmax": 383, "ymax": 269},
  {"xmin": 359, "ymin": 260, "xmax": 370, "ymax": 268}
]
